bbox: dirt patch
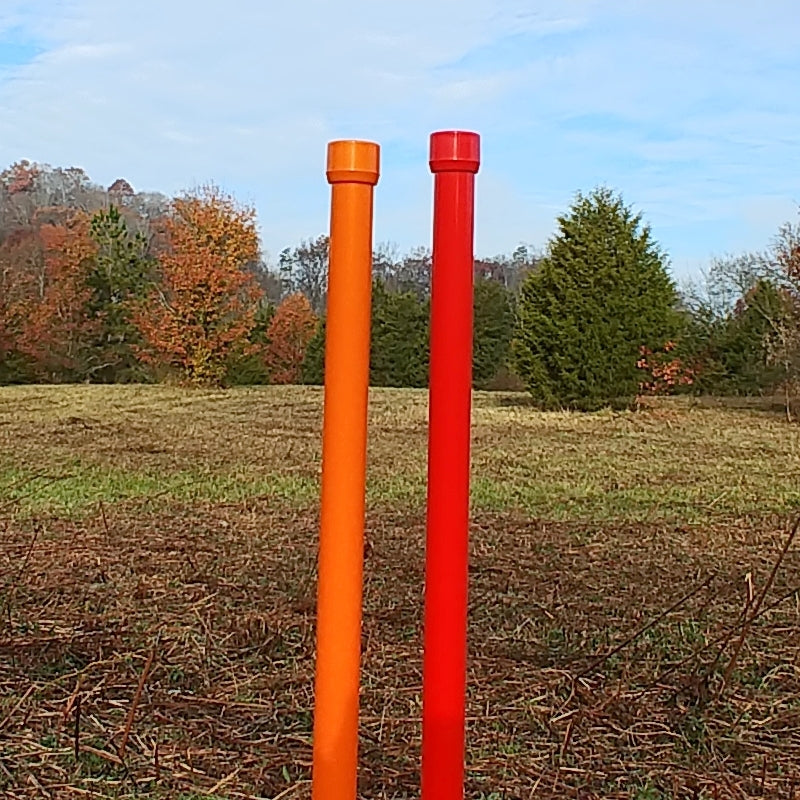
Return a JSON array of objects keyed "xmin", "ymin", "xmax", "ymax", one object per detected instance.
[{"xmin": 1, "ymin": 504, "xmax": 799, "ymax": 798}]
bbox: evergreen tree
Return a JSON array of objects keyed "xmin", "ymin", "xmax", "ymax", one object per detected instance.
[
  {"xmin": 513, "ymin": 187, "xmax": 679, "ymax": 409},
  {"xmin": 225, "ymin": 298, "xmax": 275, "ymax": 385},
  {"xmin": 684, "ymin": 278, "xmax": 787, "ymax": 395},
  {"xmin": 722, "ymin": 280, "xmax": 787, "ymax": 392},
  {"xmin": 370, "ymin": 280, "xmax": 429, "ymax": 387},
  {"xmin": 301, "ymin": 317, "xmax": 326, "ymax": 385},
  {"xmin": 473, "ymin": 277, "xmax": 515, "ymax": 389},
  {"xmin": 300, "ymin": 277, "xmax": 520, "ymax": 391},
  {"xmin": 87, "ymin": 206, "xmax": 152, "ymax": 381}
]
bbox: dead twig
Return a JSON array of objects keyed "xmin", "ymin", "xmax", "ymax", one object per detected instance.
[
  {"xmin": 74, "ymin": 694, "xmax": 81, "ymax": 762},
  {"xmin": 575, "ymin": 571, "xmax": 718, "ymax": 680},
  {"xmin": 1, "ymin": 523, "xmax": 41, "ymax": 632},
  {"xmin": 118, "ymin": 642, "xmax": 157, "ymax": 760},
  {"xmin": 718, "ymin": 516, "xmax": 799, "ymax": 698}
]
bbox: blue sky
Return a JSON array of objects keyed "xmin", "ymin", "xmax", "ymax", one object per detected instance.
[{"xmin": 1, "ymin": 0, "xmax": 798, "ymax": 280}]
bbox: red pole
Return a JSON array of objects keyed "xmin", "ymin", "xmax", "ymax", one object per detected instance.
[{"xmin": 422, "ymin": 130, "xmax": 480, "ymax": 800}]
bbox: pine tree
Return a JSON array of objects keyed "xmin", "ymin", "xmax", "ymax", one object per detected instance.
[
  {"xmin": 473, "ymin": 277, "xmax": 514, "ymax": 389},
  {"xmin": 513, "ymin": 187, "xmax": 679, "ymax": 409},
  {"xmin": 370, "ymin": 280, "xmax": 429, "ymax": 387},
  {"xmin": 301, "ymin": 318, "xmax": 326, "ymax": 385},
  {"xmin": 701, "ymin": 279, "xmax": 786, "ymax": 394},
  {"xmin": 225, "ymin": 298, "xmax": 275, "ymax": 385},
  {"xmin": 87, "ymin": 205, "xmax": 152, "ymax": 381}
]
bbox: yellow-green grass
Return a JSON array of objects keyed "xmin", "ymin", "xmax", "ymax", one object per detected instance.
[{"xmin": 1, "ymin": 384, "xmax": 798, "ymax": 522}]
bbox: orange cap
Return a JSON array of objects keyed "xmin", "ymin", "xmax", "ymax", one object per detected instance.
[{"xmin": 326, "ymin": 140, "xmax": 380, "ymax": 185}]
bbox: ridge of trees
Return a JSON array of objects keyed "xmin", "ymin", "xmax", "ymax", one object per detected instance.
[{"xmin": 1, "ymin": 160, "xmax": 798, "ymax": 412}]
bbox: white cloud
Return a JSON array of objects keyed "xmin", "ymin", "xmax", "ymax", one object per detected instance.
[{"xmin": 0, "ymin": 0, "xmax": 797, "ymax": 270}]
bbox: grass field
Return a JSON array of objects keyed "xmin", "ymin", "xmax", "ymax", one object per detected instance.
[{"xmin": 1, "ymin": 385, "xmax": 800, "ymax": 798}]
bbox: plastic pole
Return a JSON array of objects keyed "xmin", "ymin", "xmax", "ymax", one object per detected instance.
[
  {"xmin": 312, "ymin": 140, "xmax": 379, "ymax": 800},
  {"xmin": 421, "ymin": 130, "xmax": 480, "ymax": 800}
]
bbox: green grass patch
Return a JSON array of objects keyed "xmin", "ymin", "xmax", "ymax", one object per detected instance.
[
  {"xmin": 0, "ymin": 464, "xmax": 320, "ymax": 516},
  {"xmin": 2, "ymin": 385, "xmax": 800, "ymax": 522}
]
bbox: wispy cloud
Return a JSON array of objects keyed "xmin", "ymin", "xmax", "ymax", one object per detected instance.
[{"xmin": 0, "ymin": 0, "xmax": 798, "ymax": 277}]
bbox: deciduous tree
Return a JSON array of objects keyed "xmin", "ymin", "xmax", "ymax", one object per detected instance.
[
  {"xmin": 133, "ymin": 186, "xmax": 262, "ymax": 385},
  {"xmin": 278, "ymin": 235, "xmax": 329, "ymax": 314},
  {"xmin": 264, "ymin": 293, "xmax": 318, "ymax": 384},
  {"xmin": 769, "ymin": 216, "xmax": 800, "ymax": 413},
  {"xmin": 0, "ymin": 230, "xmax": 41, "ymax": 381},
  {"xmin": 17, "ymin": 214, "xmax": 100, "ymax": 380}
]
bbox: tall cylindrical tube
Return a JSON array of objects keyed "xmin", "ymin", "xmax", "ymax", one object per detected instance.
[
  {"xmin": 421, "ymin": 130, "xmax": 480, "ymax": 800},
  {"xmin": 312, "ymin": 140, "xmax": 379, "ymax": 800}
]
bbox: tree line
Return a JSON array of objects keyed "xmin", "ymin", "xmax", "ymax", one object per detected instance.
[
  {"xmin": 1, "ymin": 160, "xmax": 799, "ymax": 412},
  {"xmin": 0, "ymin": 160, "xmax": 534, "ymax": 389}
]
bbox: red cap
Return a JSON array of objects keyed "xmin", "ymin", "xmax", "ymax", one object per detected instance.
[{"xmin": 429, "ymin": 130, "xmax": 480, "ymax": 174}]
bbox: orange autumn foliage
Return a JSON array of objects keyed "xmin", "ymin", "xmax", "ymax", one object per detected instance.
[
  {"xmin": 133, "ymin": 187, "xmax": 262, "ymax": 384},
  {"xmin": 0, "ymin": 230, "xmax": 40, "ymax": 361},
  {"xmin": 265, "ymin": 293, "xmax": 318, "ymax": 384},
  {"xmin": 636, "ymin": 341, "xmax": 696, "ymax": 396},
  {"xmin": 16, "ymin": 215, "xmax": 100, "ymax": 377}
]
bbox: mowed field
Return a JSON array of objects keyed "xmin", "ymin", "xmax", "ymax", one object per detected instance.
[{"xmin": 1, "ymin": 385, "xmax": 800, "ymax": 799}]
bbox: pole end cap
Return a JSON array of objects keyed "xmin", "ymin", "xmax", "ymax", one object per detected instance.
[
  {"xmin": 429, "ymin": 130, "xmax": 480, "ymax": 174},
  {"xmin": 327, "ymin": 140, "xmax": 380, "ymax": 185}
]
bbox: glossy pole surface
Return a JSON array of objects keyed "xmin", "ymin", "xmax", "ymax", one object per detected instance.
[
  {"xmin": 312, "ymin": 140, "xmax": 379, "ymax": 800},
  {"xmin": 421, "ymin": 130, "xmax": 480, "ymax": 800}
]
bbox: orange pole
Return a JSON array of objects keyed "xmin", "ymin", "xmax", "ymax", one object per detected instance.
[{"xmin": 312, "ymin": 140, "xmax": 379, "ymax": 800}]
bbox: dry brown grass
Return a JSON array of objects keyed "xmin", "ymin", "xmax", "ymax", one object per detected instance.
[
  {"xmin": 1, "ymin": 386, "xmax": 800, "ymax": 798},
  {"xmin": 1, "ymin": 385, "xmax": 799, "ymax": 522}
]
